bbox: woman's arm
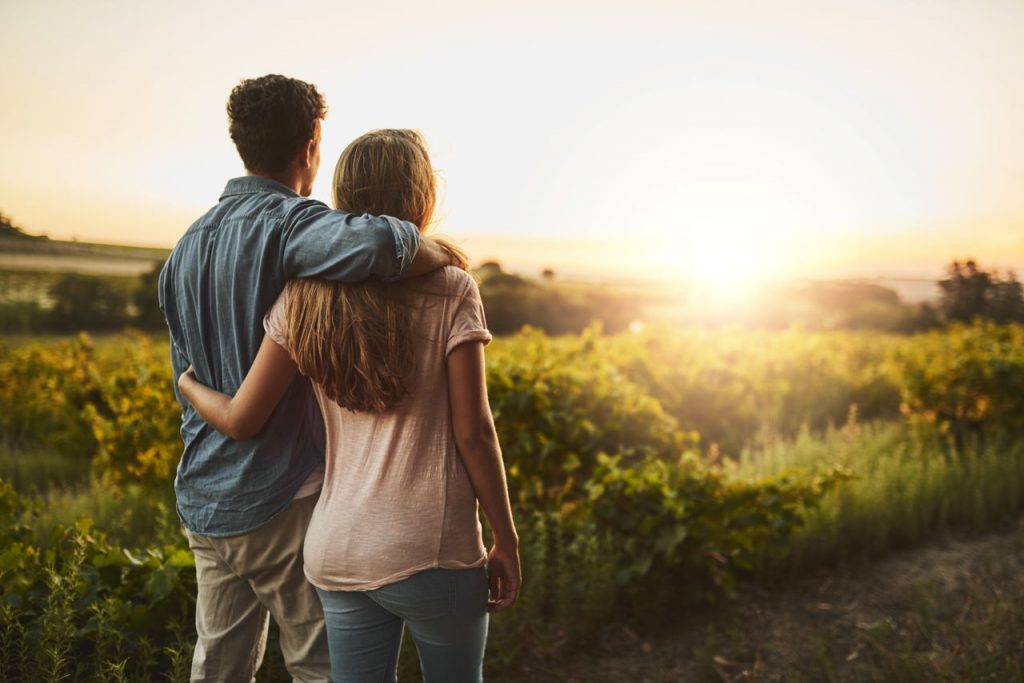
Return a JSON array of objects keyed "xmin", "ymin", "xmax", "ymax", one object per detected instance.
[
  {"xmin": 178, "ymin": 334, "xmax": 299, "ymax": 440},
  {"xmin": 447, "ymin": 341, "xmax": 521, "ymax": 612}
]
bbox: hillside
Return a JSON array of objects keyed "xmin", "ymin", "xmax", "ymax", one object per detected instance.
[
  {"xmin": 0, "ymin": 213, "xmax": 36, "ymax": 240},
  {"xmin": 0, "ymin": 233, "xmax": 169, "ymax": 262},
  {"xmin": 0, "ymin": 214, "xmax": 169, "ymax": 277}
]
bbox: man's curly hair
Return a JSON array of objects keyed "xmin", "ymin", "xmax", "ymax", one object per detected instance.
[{"xmin": 227, "ymin": 75, "xmax": 327, "ymax": 174}]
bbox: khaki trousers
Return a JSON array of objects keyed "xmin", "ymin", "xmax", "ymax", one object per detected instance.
[{"xmin": 185, "ymin": 494, "xmax": 330, "ymax": 683}]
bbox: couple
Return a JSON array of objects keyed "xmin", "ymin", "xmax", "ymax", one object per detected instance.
[{"xmin": 159, "ymin": 74, "xmax": 520, "ymax": 683}]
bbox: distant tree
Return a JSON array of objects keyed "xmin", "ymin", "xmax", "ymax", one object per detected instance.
[
  {"xmin": 133, "ymin": 262, "xmax": 166, "ymax": 330},
  {"xmin": 988, "ymin": 273, "xmax": 1024, "ymax": 324},
  {"xmin": 781, "ymin": 281, "xmax": 938, "ymax": 333},
  {"xmin": 939, "ymin": 260, "xmax": 1024, "ymax": 324},
  {"xmin": 541, "ymin": 268, "xmax": 556, "ymax": 281},
  {"xmin": 475, "ymin": 261, "xmax": 504, "ymax": 280},
  {"xmin": 49, "ymin": 273, "xmax": 131, "ymax": 332},
  {"xmin": 478, "ymin": 270, "xmax": 634, "ymax": 335},
  {"xmin": 0, "ymin": 300, "xmax": 49, "ymax": 333}
]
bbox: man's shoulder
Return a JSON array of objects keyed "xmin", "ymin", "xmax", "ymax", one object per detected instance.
[{"xmin": 172, "ymin": 192, "xmax": 330, "ymax": 250}]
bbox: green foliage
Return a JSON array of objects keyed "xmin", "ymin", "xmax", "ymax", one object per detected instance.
[
  {"xmin": 762, "ymin": 280, "xmax": 939, "ymax": 332},
  {"xmin": 0, "ymin": 335, "xmax": 101, "ymax": 461},
  {"xmin": 0, "ymin": 480, "xmax": 196, "ymax": 681},
  {"xmin": 1, "ymin": 323, "xmax": 1023, "ymax": 679},
  {"xmin": 133, "ymin": 263, "xmax": 166, "ymax": 331},
  {"xmin": 585, "ymin": 453, "xmax": 849, "ymax": 596},
  {"xmin": 478, "ymin": 267, "xmax": 635, "ymax": 335},
  {"xmin": 484, "ymin": 511, "xmax": 622, "ymax": 670},
  {"xmin": 0, "ymin": 263, "xmax": 166, "ymax": 334},
  {"xmin": 939, "ymin": 259, "xmax": 1024, "ymax": 324},
  {"xmin": 0, "ymin": 334, "xmax": 181, "ymax": 493},
  {"xmin": 0, "ymin": 441, "xmax": 92, "ymax": 494},
  {"xmin": 896, "ymin": 322, "xmax": 1024, "ymax": 446},
  {"xmin": 48, "ymin": 274, "xmax": 133, "ymax": 333},
  {"xmin": 0, "ymin": 300, "xmax": 49, "ymax": 334},
  {"xmin": 737, "ymin": 421, "xmax": 1024, "ymax": 574},
  {"xmin": 486, "ymin": 327, "xmax": 688, "ymax": 508},
  {"xmin": 81, "ymin": 335, "xmax": 180, "ymax": 489},
  {"xmin": 532, "ymin": 326, "xmax": 904, "ymax": 456}
]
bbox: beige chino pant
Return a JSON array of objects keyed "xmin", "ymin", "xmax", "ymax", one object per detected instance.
[{"xmin": 185, "ymin": 494, "xmax": 330, "ymax": 683}]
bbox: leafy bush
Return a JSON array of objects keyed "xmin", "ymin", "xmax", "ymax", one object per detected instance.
[
  {"xmin": 897, "ymin": 322, "xmax": 1024, "ymax": 446},
  {"xmin": 48, "ymin": 274, "xmax": 134, "ymax": 333},
  {"xmin": 0, "ymin": 480, "xmax": 195, "ymax": 682},
  {"xmin": 0, "ymin": 334, "xmax": 180, "ymax": 491},
  {"xmin": 486, "ymin": 327, "xmax": 688, "ymax": 508},
  {"xmin": 478, "ymin": 269, "xmax": 635, "ymax": 335},
  {"xmin": 82, "ymin": 335, "xmax": 180, "ymax": 489},
  {"xmin": 0, "ymin": 335, "xmax": 100, "ymax": 461}
]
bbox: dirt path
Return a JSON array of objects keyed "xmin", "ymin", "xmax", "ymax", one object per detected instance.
[{"xmin": 505, "ymin": 519, "xmax": 1024, "ymax": 682}]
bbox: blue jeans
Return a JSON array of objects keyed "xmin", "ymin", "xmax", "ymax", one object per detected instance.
[{"xmin": 315, "ymin": 567, "xmax": 489, "ymax": 683}]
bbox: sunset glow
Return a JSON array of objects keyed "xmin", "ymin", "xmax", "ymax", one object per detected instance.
[{"xmin": 2, "ymin": 0, "xmax": 1023, "ymax": 284}]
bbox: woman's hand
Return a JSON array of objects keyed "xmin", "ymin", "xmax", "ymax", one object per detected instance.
[
  {"xmin": 486, "ymin": 542, "xmax": 521, "ymax": 613},
  {"xmin": 178, "ymin": 364, "xmax": 195, "ymax": 390},
  {"xmin": 175, "ymin": 336, "xmax": 299, "ymax": 440}
]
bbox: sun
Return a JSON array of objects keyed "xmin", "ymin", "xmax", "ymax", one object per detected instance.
[
  {"xmin": 664, "ymin": 222, "xmax": 784, "ymax": 301},
  {"xmin": 685, "ymin": 233, "xmax": 770, "ymax": 288}
]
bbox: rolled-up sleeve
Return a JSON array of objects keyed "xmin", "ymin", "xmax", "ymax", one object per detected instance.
[{"xmin": 280, "ymin": 199, "xmax": 421, "ymax": 281}]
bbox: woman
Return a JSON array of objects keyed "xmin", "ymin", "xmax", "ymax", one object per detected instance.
[{"xmin": 177, "ymin": 129, "xmax": 520, "ymax": 682}]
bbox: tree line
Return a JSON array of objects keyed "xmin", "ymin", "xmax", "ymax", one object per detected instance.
[
  {"xmin": 0, "ymin": 258, "xmax": 1021, "ymax": 335},
  {"xmin": 0, "ymin": 267, "xmax": 164, "ymax": 334}
]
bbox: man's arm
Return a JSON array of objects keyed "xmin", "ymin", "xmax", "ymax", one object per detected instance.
[{"xmin": 282, "ymin": 200, "xmax": 460, "ymax": 282}]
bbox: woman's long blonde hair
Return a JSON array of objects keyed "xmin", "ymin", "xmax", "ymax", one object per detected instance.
[{"xmin": 285, "ymin": 129, "xmax": 458, "ymax": 412}]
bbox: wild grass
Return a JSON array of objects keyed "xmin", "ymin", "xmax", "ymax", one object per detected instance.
[
  {"xmin": 2, "ymin": 438, "xmax": 179, "ymax": 549},
  {"xmin": 0, "ymin": 441, "xmax": 91, "ymax": 493},
  {"xmin": 30, "ymin": 481, "xmax": 181, "ymax": 548},
  {"xmin": 736, "ymin": 420, "xmax": 1024, "ymax": 574}
]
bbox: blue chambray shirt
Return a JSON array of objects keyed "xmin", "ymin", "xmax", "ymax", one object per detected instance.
[{"xmin": 158, "ymin": 176, "xmax": 420, "ymax": 537}]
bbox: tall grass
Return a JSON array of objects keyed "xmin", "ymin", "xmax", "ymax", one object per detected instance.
[
  {"xmin": 31, "ymin": 481, "xmax": 181, "ymax": 548},
  {"xmin": 0, "ymin": 441, "xmax": 91, "ymax": 493},
  {"xmin": 737, "ymin": 419, "xmax": 1024, "ymax": 573},
  {"xmin": 2, "ymin": 438, "xmax": 179, "ymax": 549}
]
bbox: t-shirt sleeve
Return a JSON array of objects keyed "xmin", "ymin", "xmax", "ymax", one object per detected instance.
[
  {"xmin": 263, "ymin": 287, "xmax": 291, "ymax": 352},
  {"xmin": 446, "ymin": 271, "xmax": 492, "ymax": 357}
]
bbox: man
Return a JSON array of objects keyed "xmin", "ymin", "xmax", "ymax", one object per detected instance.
[{"xmin": 159, "ymin": 74, "xmax": 454, "ymax": 682}]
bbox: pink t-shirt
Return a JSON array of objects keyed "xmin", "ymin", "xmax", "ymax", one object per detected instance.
[{"xmin": 265, "ymin": 266, "xmax": 491, "ymax": 591}]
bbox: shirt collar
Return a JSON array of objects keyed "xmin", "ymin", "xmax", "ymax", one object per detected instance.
[{"xmin": 220, "ymin": 176, "xmax": 300, "ymax": 201}]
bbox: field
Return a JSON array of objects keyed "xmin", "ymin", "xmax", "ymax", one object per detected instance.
[{"xmin": 1, "ymin": 323, "xmax": 1023, "ymax": 681}]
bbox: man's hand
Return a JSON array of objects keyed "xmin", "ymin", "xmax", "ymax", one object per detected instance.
[
  {"xmin": 432, "ymin": 236, "xmax": 470, "ymax": 271},
  {"xmin": 402, "ymin": 236, "xmax": 469, "ymax": 277}
]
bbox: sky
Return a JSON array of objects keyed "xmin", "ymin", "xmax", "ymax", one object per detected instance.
[{"xmin": 2, "ymin": 0, "xmax": 1023, "ymax": 283}]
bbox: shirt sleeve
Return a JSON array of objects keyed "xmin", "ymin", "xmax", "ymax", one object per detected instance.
[
  {"xmin": 446, "ymin": 271, "xmax": 493, "ymax": 357},
  {"xmin": 279, "ymin": 198, "xmax": 421, "ymax": 282},
  {"xmin": 263, "ymin": 288, "xmax": 291, "ymax": 352}
]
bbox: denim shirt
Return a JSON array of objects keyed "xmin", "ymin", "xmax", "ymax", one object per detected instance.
[{"xmin": 159, "ymin": 176, "xmax": 420, "ymax": 536}]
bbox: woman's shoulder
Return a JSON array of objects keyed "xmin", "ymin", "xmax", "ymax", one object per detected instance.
[{"xmin": 419, "ymin": 266, "xmax": 478, "ymax": 296}]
